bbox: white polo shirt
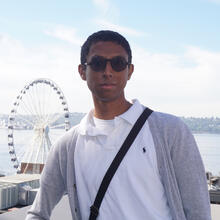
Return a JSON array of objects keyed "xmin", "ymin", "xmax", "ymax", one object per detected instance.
[{"xmin": 74, "ymin": 100, "xmax": 172, "ymax": 220}]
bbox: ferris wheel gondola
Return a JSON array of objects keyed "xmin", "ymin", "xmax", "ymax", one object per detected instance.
[{"xmin": 7, "ymin": 78, "xmax": 70, "ymax": 174}]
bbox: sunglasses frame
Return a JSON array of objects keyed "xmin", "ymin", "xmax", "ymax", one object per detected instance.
[{"xmin": 84, "ymin": 56, "xmax": 130, "ymax": 72}]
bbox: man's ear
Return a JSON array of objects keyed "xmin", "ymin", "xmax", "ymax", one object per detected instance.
[
  {"xmin": 78, "ymin": 64, "xmax": 86, "ymax": 81},
  {"xmin": 128, "ymin": 64, "xmax": 134, "ymax": 80}
]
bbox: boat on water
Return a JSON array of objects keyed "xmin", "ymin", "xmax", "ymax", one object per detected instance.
[{"xmin": 207, "ymin": 172, "xmax": 220, "ymax": 204}]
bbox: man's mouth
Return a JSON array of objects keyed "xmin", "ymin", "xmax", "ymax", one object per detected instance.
[{"xmin": 100, "ymin": 83, "xmax": 116, "ymax": 89}]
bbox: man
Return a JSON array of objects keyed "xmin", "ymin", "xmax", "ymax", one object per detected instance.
[{"xmin": 26, "ymin": 30, "xmax": 211, "ymax": 220}]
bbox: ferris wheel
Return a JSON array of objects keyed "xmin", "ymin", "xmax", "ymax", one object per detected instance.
[{"xmin": 7, "ymin": 78, "xmax": 70, "ymax": 174}]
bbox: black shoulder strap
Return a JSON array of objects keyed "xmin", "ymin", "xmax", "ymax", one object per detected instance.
[{"xmin": 89, "ymin": 107, "xmax": 153, "ymax": 220}]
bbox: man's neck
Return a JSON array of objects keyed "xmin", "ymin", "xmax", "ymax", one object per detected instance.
[{"xmin": 93, "ymin": 99, "xmax": 132, "ymax": 120}]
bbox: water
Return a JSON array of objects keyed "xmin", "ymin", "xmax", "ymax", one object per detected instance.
[
  {"xmin": 194, "ymin": 133, "xmax": 220, "ymax": 176},
  {"xmin": 0, "ymin": 128, "xmax": 65, "ymax": 175},
  {"xmin": 0, "ymin": 128, "xmax": 220, "ymax": 176}
]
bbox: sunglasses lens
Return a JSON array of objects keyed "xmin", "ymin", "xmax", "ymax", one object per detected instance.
[
  {"xmin": 111, "ymin": 56, "xmax": 128, "ymax": 72},
  {"xmin": 87, "ymin": 56, "xmax": 128, "ymax": 72},
  {"xmin": 90, "ymin": 56, "xmax": 106, "ymax": 72}
]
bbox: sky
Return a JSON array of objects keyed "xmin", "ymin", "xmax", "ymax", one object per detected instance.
[{"xmin": 0, "ymin": 0, "xmax": 220, "ymax": 117}]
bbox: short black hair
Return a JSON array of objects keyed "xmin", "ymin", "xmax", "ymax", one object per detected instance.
[{"xmin": 80, "ymin": 30, "xmax": 132, "ymax": 65}]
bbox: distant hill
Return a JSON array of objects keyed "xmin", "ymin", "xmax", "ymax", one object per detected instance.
[
  {"xmin": 0, "ymin": 112, "xmax": 86, "ymax": 129},
  {"xmin": 181, "ymin": 117, "xmax": 220, "ymax": 134},
  {"xmin": 69, "ymin": 112, "xmax": 85, "ymax": 127},
  {"xmin": 1, "ymin": 113, "xmax": 220, "ymax": 134}
]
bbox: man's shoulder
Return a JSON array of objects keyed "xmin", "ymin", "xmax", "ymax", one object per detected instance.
[
  {"xmin": 148, "ymin": 110, "xmax": 194, "ymax": 151},
  {"xmin": 51, "ymin": 124, "xmax": 81, "ymax": 152},
  {"xmin": 148, "ymin": 110, "xmax": 189, "ymax": 133},
  {"xmin": 62, "ymin": 124, "xmax": 81, "ymax": 140},
  {"xmin": 149, "ymin": 110, "xmax": 181, "ymax": 124},
  {"xmin": 138, "ymin": 101, "xmax": 181, "ymax": 125}
]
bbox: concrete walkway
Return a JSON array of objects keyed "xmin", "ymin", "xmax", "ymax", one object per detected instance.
[
  {"xmin": 0, "ymin": 196, "xmax": 219, "ymax": 219},
  {"xmin": 211, "ymin": 204, "xmax": 220, "ymax": 220}
]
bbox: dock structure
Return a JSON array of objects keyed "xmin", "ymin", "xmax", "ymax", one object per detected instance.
[
  {"xmin": 0, "ymin": 174, "xmax": 40, "ymax": 186},
  {"xmin": 0, "ymin": 174, "xmax": 220, "ymax": 219},
  {"xmin": 0, "ymin": 174, "xmax": 40, "ymax": 210}
]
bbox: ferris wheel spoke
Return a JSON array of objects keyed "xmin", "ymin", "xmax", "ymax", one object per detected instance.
[
  {"xmin": 36, "ymin": 83, "xmax": 44, "ymax": 117},
  {"xmin": 15, "ymin": 114, "xmax": 35, "ymax": 128},
  {"xmin": 40, "ymin": 84, "xmax": 49, "ymax": 120},
  {"xmin": 38, "ymin": 84, "xmax": 48, "ymax": 119},
  {"xmin": 14, "ymin": 132, "xmax": 32, "ymax": 144},
  {"xmin": 24, "ymin": 134, "xmax": 42, "ymax": 164},
  {"xmin": 44, "ymin": 90, "xmax": 59, "ymax": 122},
  {"xmin": 32, "ymin": 85, "xmax": 44, "ymax": 121},
  {"xmin": 47, "ymin": 113, "xmax": 63, "ymax": 126},
  {"xmin": 24, "ymin": 87, "xmax": 40, "ymax": 116},
  {"xmin": 41, "ymin": 83, "xmax": 51, "ymax": 114},
  {"xmin": 16, "ymin": 147, "xmax": 27, "ymax": 163},
  {"xmin": 31, "ymin": 84, "xmax": 40, "ymax": 115},
  {"xmin": 27, "ymin": 85, "xmax": 44, "ymax": 122},
  {"xmin": 39, "ymin": 134, "xmax": 51, "ymax": 163},
  {"xmin": 20, "ymin": 100, "xmax": 42, "ymax": 126},
  {"xmin": 34, "ymin": 135, "xmax": 44, "ymax": 164},
  {"xmin": 44, "ymin": 83, "xmax": 53, "ymax": 114},
  {"xmin": 15, "ymin": 143, "xmax": 31, "ymax": 164},
  {"xmin": 44, "ymin": 111, "xmax": 54, "ymax": 125},
  {"xmin": 42, "ymin": 83, "xmax": 47, "ymax": 117},
  {"xmin": 19, "ymin": 98, "xmax": 37, "ymax": 117}
]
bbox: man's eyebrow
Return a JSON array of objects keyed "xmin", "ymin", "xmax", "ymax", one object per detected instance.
[{"xmin": 91, "ymin": 55, "xmax": 126, "ymax": 58}]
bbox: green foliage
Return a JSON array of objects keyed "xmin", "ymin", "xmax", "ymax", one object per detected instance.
[{"xmin": 181, "ymin": 117, "xmax": 220, "ymax": 134}]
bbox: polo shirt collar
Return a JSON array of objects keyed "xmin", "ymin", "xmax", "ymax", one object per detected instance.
[
  {"xmin": 117, "ymin": 99, "xmax": 144, "ymax": 126},
  {"xmin": 78, "ymin": 109, "xmax": 97, "ymax": 136},
  {"xmin": 78, "ymin": 99, "xmax": 144, "ymax": 136}
]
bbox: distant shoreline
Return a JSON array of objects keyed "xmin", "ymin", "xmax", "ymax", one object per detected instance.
[
  {"xmin": 181, "ymin": 117, "xmax": 220, "ymax": 134},
  {"xmin": 1, "ymin": 114, "xmax": 220, "ymax": 134}
]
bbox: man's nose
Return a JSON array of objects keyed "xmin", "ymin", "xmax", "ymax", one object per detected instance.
[{"xmin": 103, "ymin": 61, "xmax": 113, "ymax": 77}]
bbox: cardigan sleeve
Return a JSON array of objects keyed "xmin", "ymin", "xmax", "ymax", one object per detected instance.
[
  {"xmin": 170, "ymin": 118, "xmax": 211, "ymax": 220},
  {"xmin": 25, "ymin": 138, "xmax": 67, "ymax": 220}
]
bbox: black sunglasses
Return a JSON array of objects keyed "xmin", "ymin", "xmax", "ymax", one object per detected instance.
[{"xmin": 84, "ymin": 56, "xmax": 130, "ymax": 72}]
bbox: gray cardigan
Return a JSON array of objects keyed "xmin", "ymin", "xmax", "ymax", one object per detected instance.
[{"xmin": 26, "ymin": 111, "xmax": 211, "ymax": 220}]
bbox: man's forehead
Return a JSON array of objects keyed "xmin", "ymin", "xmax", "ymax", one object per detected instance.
[{"xmin": 87, "ymin": 41, "xmax": 128, "ymax": 58}]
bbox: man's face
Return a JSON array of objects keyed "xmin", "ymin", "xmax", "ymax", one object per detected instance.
[{"xmin": 78, "ymin": 41, "xmax": 134, "ymax": 103}]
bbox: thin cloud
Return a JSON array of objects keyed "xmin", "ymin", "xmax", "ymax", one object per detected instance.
[
  {"xmin": 207, "ymin": 0, "xmax": 220, "ymax": 4},
  {"xmin": 93, "ymin": 0, "xmax": 110, "ymax": 13},
  {"xmin": 92, "ymin": 0, "xmax": 148, "ymax": 37},
  {"xmin": 0, "ymin": 33, "xmax": 82, "ymax": 114},
  {"xmin": 44, "ymin": 26, "xmax": 82, "ymax": 45},
  {"xmin": 95, "ymin": 20, "xmax": 148, "ymax": 37},
  {"xmin": 92, "ymin": 0, "xmax": 120, "ymax": 22},
  {"xmin": 127, "ymin": 45, "xmax": 220, "ymax": 117},
  {"xmin": 1, "ymin": 34, "xmax": 220, "ymax": 117}
]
